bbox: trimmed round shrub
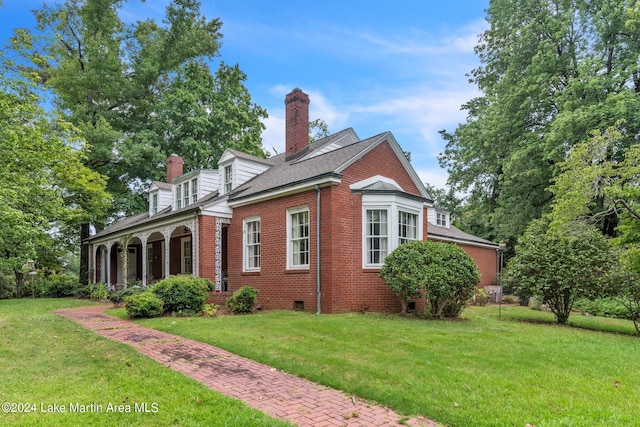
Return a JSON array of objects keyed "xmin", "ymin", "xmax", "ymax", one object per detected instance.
[
  {"xmin": 125, "ymin": 292, "xmax": 164, "ymax": 318},
  {"xmin": 226, "ymin": 286, "xmax": 258, "ymax": 314},
  {"xmin": 151, "ymin": 275, "xmax": 209, "ymax": 314},
  {"xmin": 381, "ymin": 240, "xmax": 480, "ymax": 317},
  {"xmin": 109, "ymin": 285, "xmax": 145, "ymax": 304}
]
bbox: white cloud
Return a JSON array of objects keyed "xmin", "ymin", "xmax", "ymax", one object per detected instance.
[{"xmin": 415, "ymin": 167, "xmax": 449, "ymax": 190}]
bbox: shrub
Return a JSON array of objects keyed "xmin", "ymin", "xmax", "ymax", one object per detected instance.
[
  {"xmin": 573, "ymin": 297, "xmax": 628, "ymax": 319},
  {"xmin": 109, "ymin": 286, "xmax": 145, "ymax": 304},
  {"xmin": 151, "ymin": 275, "xmax": 209, "ymax": 314},
  {"xmin": 381, "ymin": 240, "xmax": 479, "ymax": 318},
  {"xmin": 504, "ymin": 218, "xmax": 614, "ymax": 324},
  {"xmin": 0, "ymin": 272, "xmax": 14, "ymax": 299},
  {"xmin": 226, "ymin": 286, "xmax": 258, "ymax": 314},
  {"xmin": 474, "ymin": 288, "xmax": 490, "ymax": 306},
  {"xmin": 125, "ymin": 292, "xmax": 164, "ymax": 318},
  {"xmin": 89, "ymin": 282, "xmax": 109, "ymax": 300},
  {"xmin": 502, "ymin": 294, "xmax": 517, "ymax": 304},
  {"xmin": 442, "ymin": 283, "xmax": 476, "ymax": 318},
  {"xmin": 43, "ymin": 274, "xmax": 79, "ymax": 298}
]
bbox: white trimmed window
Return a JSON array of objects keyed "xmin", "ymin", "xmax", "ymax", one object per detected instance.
[
  {"xmin": 182, "ymin": 182, "xmax": 189, "ymax": 207},
  {"xmin": 224, "ymin": 164, "xmax": 233, "ymax": 193},
  {"xmin": 287, "ymin": 207, "xmax": 310, "ymax": 269},
  {"xmin": 175, "ymin": 185, "xmax": 182, "ymax": 209},
  {"xmin": 398, "ymin": 211, "xmax": 418, "ymax": 244},
  {"xmin": 243, "ymin": 217, "xmax": 261, "ymax": 271},
  {"xmin": 181, "ymin": 236, "xmax": 192, "ymax": 274},
  {"xmin": 437, "ymin": 212, "xmax": 447, "ymax": 227},
  {"xmin": 362, "ymin": 195, "xmax": 423, "ymax": 268},
  {"xmin": 151, "ymin": 193, "xmax": 158, "ymax": 215},
  {"xmin": 365, "ymin": 209, "xmax": 388, "ymax": 265},
  {"xmin": 191, "ymin": 178, "xmax": 198, "ymax": 203}
]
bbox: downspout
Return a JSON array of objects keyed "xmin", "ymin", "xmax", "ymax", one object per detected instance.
[{"xmin": 315, "ymin": 185, "xmax": 322, "ymax": 314}]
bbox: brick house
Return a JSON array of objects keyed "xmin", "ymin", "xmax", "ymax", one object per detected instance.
[{"xmin": 87, "ymin": 88, "xmax": 499, "ymax": 313}]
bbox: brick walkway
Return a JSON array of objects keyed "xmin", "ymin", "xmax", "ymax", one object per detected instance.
[{"xmin": 54, "ymin": 305, "xmax": 440, "ymax": 427}]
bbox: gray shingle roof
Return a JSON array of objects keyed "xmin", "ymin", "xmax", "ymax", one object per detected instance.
[
  {"xmin": 229, "ymin": 131, "xmax": 386, "ymax": 202},
  {"xmin": 428, "ymin": 223, "xmax": 499, "ymax": 247}
]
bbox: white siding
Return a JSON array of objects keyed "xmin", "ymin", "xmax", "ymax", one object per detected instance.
[
  {"xmin": 218, "ymin": 157, "xmax": 270, "ymax": 193},
  {"xmin": 157, "ymin": 189, "xmax": 172, "ymax": 211},
  {"xmin": 199, "ymin": 170, "xmax": 219, "ymax": 195},
  {"xmin": 236, "ymin": 158, "xmax": 270, "ymax": 186}
]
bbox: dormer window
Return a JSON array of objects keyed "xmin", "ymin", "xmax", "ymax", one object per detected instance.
[
  {"xmin": 174, "ymin": 177, "xmax": 200, "ymax": 210},
  {"xmin": 183, "ymin": 182, "xmax": 189, "ymax": 207},
  {"xmin": 224, "ymin": 164, "xmax": 233, "ymax": 193},
  {"xmin": 176, "ymin": 185, "xmax": 182, "ymax": 209},
  {"xmin": 191, "ymin": 178, "xmax": 198, "ymax": 203},
  {"xmin": 437, "ymin": 212, "xmax": 448, "ymax": 227},
  {"xmin": 151, "ymin": 193, "xmax": 158, "ymax": 215}
]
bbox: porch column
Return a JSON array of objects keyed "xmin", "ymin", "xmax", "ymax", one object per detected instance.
[
  {"xmin": 141, "ymin": 235, "xmax": 148, "ymax": 287},
  {"xmin": 164, "ymin": 234, "xmax": 171, "ymax": 279},
  {"xmin": 105, "ymin": 245, "xmax": 111, "ymax": 288}
]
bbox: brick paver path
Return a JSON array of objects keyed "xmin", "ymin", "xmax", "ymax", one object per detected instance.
[{"xmin": 54, "ymin": 305, "xmax": 440, "ymax": 427}]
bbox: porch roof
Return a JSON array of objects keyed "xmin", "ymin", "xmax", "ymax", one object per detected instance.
[{"xmin": 89, "ymin": 190, "xmax": 221, "ymax": 242}]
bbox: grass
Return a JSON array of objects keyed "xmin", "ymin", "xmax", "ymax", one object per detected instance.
[
  {"xmin": 0, "ymin": 299, "xmax": 289, "ymax": 427},
  {"xmin": 114, "ymin": 304, "xmax": 640, "ymax": 427}
]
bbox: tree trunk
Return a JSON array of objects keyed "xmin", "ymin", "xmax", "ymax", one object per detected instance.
[
  {"xmin": 14, "ymin": 270, "xmax": 24, "ymax": 299},
  {"xmin": 79, "ymin": 223, "xmax": 90, "ymax": 286}
]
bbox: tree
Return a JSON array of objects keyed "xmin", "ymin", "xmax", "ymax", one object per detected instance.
[
  {"xmin": 380, "ymin": 241, "xmax": 479, "ymax": 317},
  {"xmin": 0, "ymin": 39, "xmax": 110, "ymax": 296},
  {"xmin": 439, "ymin": 0, "xmax": 640, "ymax": 247},
  {"xmin": 504, "ymin": 218, "xmax": 614, "ymax": 324},
  {"xmin": 16, "ymin": 0, "xmax": 267, "ymax": 283},
  {"xmin": 309, "ymin": 118, "xmax": 330, "ymax": 142}
]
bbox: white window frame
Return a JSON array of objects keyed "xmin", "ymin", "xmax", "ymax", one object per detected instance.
[
  {"xmin": 180, "ymin": 236, "xmax": 192, "ymax": 274},
  {"xmin": 365, "ymin": 207, "xmax": 389, "ymax": 266},
  {"xmin": 362, "ymin": 195, "xmax": 423, "ymax": 268},
  {"xmin": 151, "ymin": 193, "xmax": 158, "ymax": 215},
  {"xmin": 183, "ymin": 182, "xmax": 190, "ymax": 207},
  {"xmin": 175, "ymin": 184, "xmax": 182, "ymax": 209},
  {"xmin": 191, "ymin": 178, "xmax": 198, "ymax": 204},
  {"xmin": 243, "ymin": 216, "xmax": 261, "ymax": 272},
  {"xmin": 224, "ymin": 164, "xmax": 233, "ymax": 194},
  {"xmin": 398, "ymin": 210, "xmax": 418, "ymax": 245},
  {"xmin": 287, "ymin": 206, "xmax": 310, "ymax": 270}
]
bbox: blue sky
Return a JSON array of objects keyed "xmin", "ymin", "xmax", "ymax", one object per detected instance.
[{"xmin": 1, "ymin": 0, "xmax": 490, "ymax": 189}]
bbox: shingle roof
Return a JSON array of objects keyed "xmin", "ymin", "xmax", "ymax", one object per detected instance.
[
  {"xmin": 428, "ymin": 223, "xmax": 499, "ymax": 248},
  {"xmin": 91, "ymin": 190, "xmax": 221, "ymax": 241},
  {"xmin": 229, "ymin": 131, "xmax": 386, "ymax": 201}
]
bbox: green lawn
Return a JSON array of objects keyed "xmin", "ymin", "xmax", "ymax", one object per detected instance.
[
  {"xmin": 0, "ymin": 299, "xmax": 289, "ymax": 427},
  {"xmin": 119, "ymin": 305, "xmax": 640, "ymax": 427}
]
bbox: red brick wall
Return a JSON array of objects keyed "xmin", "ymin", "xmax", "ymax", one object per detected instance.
[
  {"xmin": 227, "ymin": 191, "xmax": 320, "ymax": 312},
  {"xmin": 225, "ymin": 139, "xmax": 436, "ymax": 313},
  {"xmin": 456, "ymin": 244, "xmax": 498, "ymax": 288},
  {"xmin": 199, "ymin": 215, "xmax": 216, "ymax": 282}
]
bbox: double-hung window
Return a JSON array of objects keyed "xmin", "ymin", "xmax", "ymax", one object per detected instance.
[
  {"xmin": 244, "ymin": 217, "xmax": 261, "ymax": 271},
  {"xmin": 191, "ymin": 178, "xmax": 198, "ymax": 203},
  {"xmin": 183, "ymin": 182, "xmax": 190, "ymax": 207},
  {"xmin": 288, "ymin": 207, "xmax": 309, "ymax": 269},
  {"xmin": 224, "ymin": 165, "xmax": 233, "ymax": 193},
  {"xmin": 398, "ymin": 211, "xmax": 418, "ymax": 244},
  {"xmin": 175, "ymin": 185, "xmax": 182, "ymax": 209},
  {"xmin": 365, "ymin": 209, "xmax": 388, "ymax": 265},
  {"xmin": 151, "ymin": 193, "xmax": 158, "ymax": 215}
]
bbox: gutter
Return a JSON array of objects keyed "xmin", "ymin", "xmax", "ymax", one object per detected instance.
[{"xmin": 315, "ymin": 184, "xmax": 321, "ymax": 314}]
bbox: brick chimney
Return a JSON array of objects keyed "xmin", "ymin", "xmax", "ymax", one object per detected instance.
[
  {"xmin": 285, "ymin": 88, "xmax": 310, "ymax": 160},
  {"xmin": 166, "ymin": 154, "xmax": 184, "ymax": 182}
]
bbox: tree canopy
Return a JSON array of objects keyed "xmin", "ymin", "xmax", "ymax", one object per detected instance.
[
  {"xmin": 0, "ymin": 41, "xmax": 110, "ymax": 295},
  {"xmin": 8, "ymin": 0, "xmax": 269, "ymax": 283},
  {"xmin": 439, "ymin": 0, "xmax": 640, "ymax": 247}
]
